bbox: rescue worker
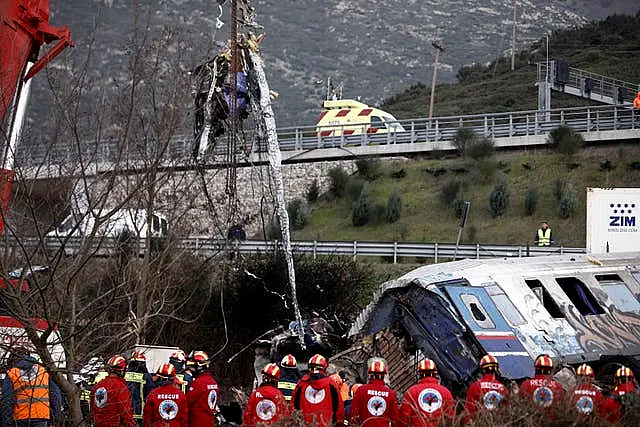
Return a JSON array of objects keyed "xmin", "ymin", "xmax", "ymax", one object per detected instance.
[
  {"xmin": 243, "ymin": 363, "xmax": 290, "ymax": 426},
  {"xmin": 79, "ymin": 357, "xmax": 108, "ymax": 421},
  {"xmin": 186, "ymin": 350, "xmax": 219, "ymax": 427},
  {"xmin": 1, "ymin": 354, "xmax": 63, "ymax": 427},
  {"xmin": 277, "ymin": 354, "xmax": 300, "ymax": 402},
  {"xmin": 126, "ymin": 351, "xmax": 156, "ymax": 425},
  {"xmin": 569, "ymin": 363, "xmax": 604, "ymax": 417},
  {"xmin": 634, "ymin": 91, "xmax": 640, "ymax": 109},
  {"xmin": 349, "ymin": 359, "xmax": 399, "ymax": 427},
  {"xmin": 144, "ymin": 363, "xmax": 188, "ymax": 427},
  {"xmin": 534, "ymin": 221, "xmax": 554, "ymax": 247},
  {"xmin": 519, "ymin": 354, "xmax": 564, "ymax": 410},
  {"xmin": 600, "ymin": 365, "xmax": 638, "ymax": 424},
  {"xmin": 292, "ymin": 354, "xmax": 345, "ymax": 427},
  {"xmin": 345, "ymin": 382, "xmax": 363, "ymax": 421},
  {"xmin": 399, "ymin": 359, "xmax": 455, "ymax": 427},
  {"xmin": 463, "ymin": 354, "xmax": 509, "ymax": 423},
  {"xmin": 90, "ymin": 355, "xmax": 136, "ymax": 427},
  {"xmin": 329, "ymin": 372, "xmax": 350, "ymax": 402},
  {"xmin": 169, "ymin": 350, "xmax": 192, "ymax": 392}
]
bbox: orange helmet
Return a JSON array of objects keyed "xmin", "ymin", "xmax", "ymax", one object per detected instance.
[
  {"xmin": 131, "ymin": 351, "xmax": 146, "ymax": 362},
  {"xmin": 368, "ymin": 360, "xmax": 387, "ymax": 375},
  {"xmin": 480, "ymin": 354, "xmax": 499, "ymax": 370},
  {"xmin": 534, "ymin": 355, "xmax": 553, "ymax": 369},
  {"xmin": 107, "ymin": 355, "xmax": 127, "ymax": 374},
  {"xmin": 281, "ymin": 354, "xmax": 297, "ymax": 368},
  {"xmin": 308, "ymin": 354, "xmax": 328, "ymax": 373},
  {"xmin": 262, "ymin": 363, "xmax": 281, "ymax": 380},
  {"xmin": 418, "ymin": 359, "xmax": 437, "ymax": 373},
  {"xmin": 615, "ymin": 366, "xmax": 634, "ymax": 380},
  {"xmin": 170, "ymin": 350, "xmax": 186, "ymax": 363},
  {"xmin": 576, "ymin": 364, "xmax": 594, "ymax": 378},
  {"xmin": 156, "ymin": 363, "xmax": 177, "ymax": 379}
]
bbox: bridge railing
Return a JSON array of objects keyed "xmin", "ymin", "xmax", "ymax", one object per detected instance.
[
  {"xmin": 15, "ymin": 104, "xmax": 640, "ymax": 167},
  {"xmin": 26, "ymin": 236, "xmax": 585, "ymax": 262}
]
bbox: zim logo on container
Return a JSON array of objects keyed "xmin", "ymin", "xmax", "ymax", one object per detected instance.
[{"xmin": 609, "ymin": 203, "xmax": 636, "ymax": 227}]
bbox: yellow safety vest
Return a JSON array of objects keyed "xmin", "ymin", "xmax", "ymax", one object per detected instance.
[
  {"xmin": 537, "ymin": 228, "xmax": 551, "ymax": 246},
  {"xmin": 7, "ymin": 366, "xmax": 50, "ymax": 420},
  {"xmin": 176, "ymin": 373, "xmax": 187, "ymax": 394},
  {"xmin": 125, "ymin": 371, "xmax": 145, "ymax": 419},
  {"xmin": 277, "ymin": 380, "xmax": 297, "ymax": 401}
]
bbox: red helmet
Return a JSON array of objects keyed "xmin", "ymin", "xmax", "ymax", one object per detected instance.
[
  {"xmin": 616, "ymin": 366, "xmax": 634, "ymax": 380},
  {"xmin": 262, "ymin": 363, "xmax": 281, "ymax": 380},
  {"xmin": 534, "ymin": 355, "xmax": 553, "ymax": 369},
  {"xmin": 480, "ymin": 354, "xmax": 499, "ymax": 370},
  {"xmin": 131, "ymin": 351, "xmax": 146, "ymax": 362},
  {"xmin": 576, "ymin": 364, "xmax": 594, "ymax": 378},
  {"xmin": 187, "ymin": 350, "xmax": 210, "ymax": 372},
  {"xmin": 308, "ymin": 354, "xmax": 328, "ymax": 373},
  {"xmin": 281, "ymin": 354, "xmax": 297, "ymax": 368},
  {"xmin": 157, "ymin": 363, "xmax": 177, "ymax": 379},
  {"xmin": 418, "ymin": 359, "xmax": 437, "ymax": 373},
  {"xmin": 368, "ymin": 360, "xmax": 387, "ymax": 375},
  {"xmin": 170, "ymin": 350, "xmax": 186, "ymax": 363},
  {"xmin": 107, "ymin": 355, "xmax": 127, "ymax": 373}
]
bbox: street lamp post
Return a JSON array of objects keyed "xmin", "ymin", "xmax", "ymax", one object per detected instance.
[{"xmin": 428, "ymin": 41, "xmax": 444, "ymax": 121}]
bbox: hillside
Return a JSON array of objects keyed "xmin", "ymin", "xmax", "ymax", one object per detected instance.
[{"xmin": 288, "ymin": 15, "xmax": 640, "ymax": 247}]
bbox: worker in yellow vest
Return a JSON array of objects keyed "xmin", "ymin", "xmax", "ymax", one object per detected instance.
[
  {"xmin": 124, "ymin": 351, "xmax": 155, "ymax": 425},
  {"xmin": 534, "ymin": 221, "xmax": 554, "ymax": 246},
  {"xmin": 1, "ymin": 354, "xmax": 63, "ymax": 427}
]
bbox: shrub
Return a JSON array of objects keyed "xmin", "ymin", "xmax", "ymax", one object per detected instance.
[
  {"xmin": 386, "ymin": 188, "xmax": 403, "ymax": 223},
  {"xmin": 489, "ymin": 182, "xmax": 510, "ymax": 217},
  {"xmin": 355, "ymin": 158, "xmax": 382, "ymax": 181},
  {"xmin": 390, "ymin": 168, "xmax": 407, "ymax": 179},
  {"xmin": 453, "ymin": 127, "xmax": 476, "ymax": 156},
  {"xmin": 558, "ymin": 184, "xmax": 578, "ymax": 219},
  {"xmin": 306, "ymin": 179, "xmax": 320, "ymax": 203},
  {"xmin": 547, "ymin": 125, "xmax": 585, "ymax": 155},
  {"xmin": 466, "ymin": 224, "xmax": 477, "ymax": 243},
  {"xmin": 440, "ymin": 179, "xmax": 463, "ymax": 206},
  {"xmin": 553, "ymin": 179, "xmax": 568, "ymax": 202},
  {"xmin": 352, "ymin": 186, "xmax": 372, "ymax": 226},
  {"xmin": 287, "ymin": 198, "xmax": 310, "ymax": 230},
  {"xmin": 453, "ymin": 195, "xmax": 467, "ymax": 219},
  {"xmin": 474, "ymin": 159, "xmax": 498, "ymax": 185},
  {"xmin": 524, "ymin": 187, "xmax": 538, "ymax": 216},
  {"xmin": 346, "ymin": 177, "xmax": 366, "ymax": 201},
  {"xmin": 466, "ymin": 136, "xmax": 495, "ymax": 160},
  {"xmin": 328, "ymin": 166, "xmax": 349, "ymax": 198},
  {"xmin": 370, "ymin": 203, "xmax": 387, "ymax": 225}
]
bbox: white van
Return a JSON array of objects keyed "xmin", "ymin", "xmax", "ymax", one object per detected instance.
[{"xmin": 47, "ymin": 209, "xmax": 168, "ymax": 240}]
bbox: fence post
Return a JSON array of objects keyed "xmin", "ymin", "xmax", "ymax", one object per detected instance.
[
  {"xmin": 518, "ymin": 246, "xmax": 522, "ymax": 257},
  {"xmin": 393, "ymin": 241, "xmax": 398, "ymax": 264},
  {"xmin": 560, "ymin": 245, "xmax": 564, "ymax": 255},
  {"xmin": 313, "ymin": 240, "xmax": 317, "ymax": 260},
  {"xmin": 434, "ymin": 242, "xmax": 438, "ymax": 264},
  {"xmin": 476, "ymin": 243, "xmax": 480, "ymax": 259},
  {"xmin": 353, "ymin": 241, "xmax": 357, "ymax": 261},
  {"xmin": 526, "ymin": 244, "xmax": 530, "ymax": 257}
]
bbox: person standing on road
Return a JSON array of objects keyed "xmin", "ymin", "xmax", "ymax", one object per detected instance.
[
  {"xmin": 144, "ymin": 363, "xmax": 188, "ymax": 427},
  {"xmin": 399, "ymin": 359, "xmax": 455, "ymax": 427},
  {"xmin": 243, "ymin": 363, "xmax": 290, "ymax": 426},
  {"xmin": 292, "ymin": 354, "xmax": 345, "ymax": 427},
  {"xmin": 186, "ymin": 350, "xmax": 219, "ymax": 427},
  {"xmin": 633, "ymin": 91, "xmax": 640, "ymax": 109},
  {"xmin": 349, "ymin": 359, "xmax": 399, "ymax": 427},
  {"xmin": 90, "ymin": 355, "xmax": 136, "ymax": 427},
  {"xmin": 534, "ymin": 221, "xmax": 554, "ymax": 247},
  {"xmin": 1, "ymin": 354, "xmax": 63, "ymax": 427}
]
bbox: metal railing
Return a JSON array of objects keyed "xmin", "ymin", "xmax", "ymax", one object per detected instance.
[
  {"xmin": 24, "ymin": 236, "xmax": 585, "ymax": 263},
  {"xmin": 15, "ymin": 104, "xmax": 640, "ymax": 171}
]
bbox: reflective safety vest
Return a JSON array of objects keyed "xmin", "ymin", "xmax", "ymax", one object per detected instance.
[
  {"xmin": 6, "ymin": 365, "xmax": 50, "ymax": 420},
  {"xmin": 277, "ymin": 379, "xmax": 297, "ymax": 401},
  {"xmin": 176, "ymin": 373, "xmax": 187, "ymax": 393},
  {"xmin": 537, "ymin": 228, "xmax": 551, "ymax": 246},
  {"xmin": 125, "ymin": 371, "xmax": 145, "ymax": 419}
]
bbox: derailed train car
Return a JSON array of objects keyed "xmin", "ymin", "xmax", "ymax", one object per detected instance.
[{"xmin": 347, "ymin": 252, "xmax": 640, "ymax": 395}]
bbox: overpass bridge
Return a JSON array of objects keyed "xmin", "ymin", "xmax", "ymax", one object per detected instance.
[{"xmin": 15, "ymin": 104, "xmax": 640, "ymax": 180}]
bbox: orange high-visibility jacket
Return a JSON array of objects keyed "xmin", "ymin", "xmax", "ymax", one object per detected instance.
[
  {"xmin": 634, "ymin": 92, "xmax": 640, "ymax": 109},
  {"xmin": 6, "ymin": 365, "xmax": 51, "ymax": 420}
]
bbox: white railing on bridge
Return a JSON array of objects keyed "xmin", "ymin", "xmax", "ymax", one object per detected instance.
[
  {"xmin": 23, "ymin": 236, "xmax": 586, "ymax": 263},
  {"xmin": 15, "ymin": 104, "xmax": 640, "ymax": 168}
]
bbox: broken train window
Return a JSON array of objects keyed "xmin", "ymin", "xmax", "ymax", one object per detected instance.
[
  {"xmin": 525, "ymin": 279, "xmax": 565, "ymax": 319},
  {"xmin": 460, "ymin": 294, "xmax": 495, "ymax": 329},
  {"xmin": 555, "ymin": 277, "xmax": 605, "ymax": 316},
  {"xmin": 595, "ymin": 274, "xmax": 640, "ymax": 313}
]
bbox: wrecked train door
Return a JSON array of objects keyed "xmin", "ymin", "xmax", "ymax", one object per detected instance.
[{"xmin": 442, "ymin": 285, "xmax": 534, "ymax": 380}]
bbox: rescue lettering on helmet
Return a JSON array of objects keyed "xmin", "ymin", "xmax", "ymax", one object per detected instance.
[{"xmin": 367, "ymin": 389, "xmax": 389, "ymax": 397}]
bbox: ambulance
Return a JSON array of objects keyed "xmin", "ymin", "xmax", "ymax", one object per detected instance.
[{"xmin": 315, "ymin": 99, "xmax": 406, "ymax": 138}]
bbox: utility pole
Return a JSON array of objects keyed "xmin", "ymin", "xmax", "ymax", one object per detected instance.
[
  {"xmin": 428, "ymin": 40, "xmax": 444, "ymax": 121},
  {"xmin": 511, "ymin": 0, "xmax": 517, "ymax": 71}
]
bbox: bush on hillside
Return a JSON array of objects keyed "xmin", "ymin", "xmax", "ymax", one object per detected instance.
[
  {"xmin": 453, "ymin": 195, "xmax": 468, "ymax": 219},
  {"xmin": 386, "ymin": 188, "xmax": 403, "ymax": 223},
  {"xmin": 553, "ymin": 179, "xmax": 568, "ymax": 202},
  {"xmin": 287, "ymin": 198, "xmax": 310, "ymax": 230},
  {"xmin": 346, "ymin": 177, "xmax": 366, "ymax": 201},
  {"xmin": 453, "ymin": 127, "xmax": 476, "ymax": 156},
  {"xmin": 490, "ymin": 182, "xmax": 510, "ymax": 217},
  {"xmin": 352, "ymin": 186, "xmax": 372, "ymax": 227},
  {"xmin": 524, "ymin": 187, "xmax": 538, "ymax": 216},
  {"xmin": 466, "ymin": 136, "xmax": 495, "ymax": 160},
  {"xmin": 328, "ymin": 166, "xmax": 349, "ymax": 198},
  {"xmin": 440, "ymin": 179, "xmax": 463, "ymax": 206},
  {"xmin": 548, "ymin": 125, "xmax": 585, "ymax": 155},
  {"xmin": 558, "ymin": 184, "xmax": 578, "ymax": 219},
  {"xmin": 306, "ymin": 179, "xmax": 320, "ymax": 203},
  {"xmin": 356, "ymin": 158, "xmax": 383, "ymax": 181}
]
